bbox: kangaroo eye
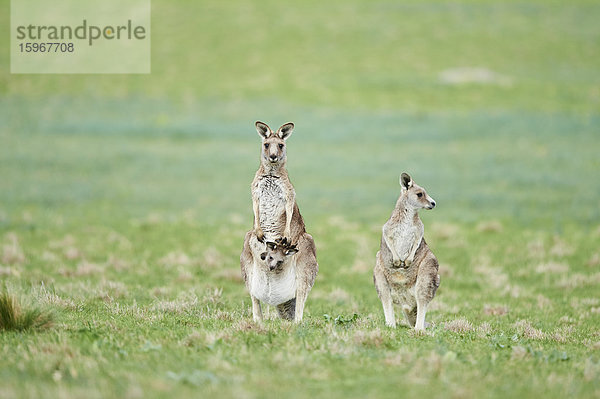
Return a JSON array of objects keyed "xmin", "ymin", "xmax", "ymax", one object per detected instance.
[
  {"xmin": 279, "ymin": 144, "xmax": 284, "ymax": 149},
  {"xmin": 417, "ymin": 192, "xmax": 423, "ymax": 198},
  {"xmin": 264, "ymin": 143, "xmax": 269, "ymax": 149}
]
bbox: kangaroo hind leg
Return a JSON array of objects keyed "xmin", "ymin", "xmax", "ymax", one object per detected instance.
[{"xmin": 276, "ymin": 298, "xmax": 296, "ymax": 320}]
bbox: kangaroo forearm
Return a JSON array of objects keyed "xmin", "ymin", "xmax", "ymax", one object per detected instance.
[
  {"xmin": 284, "ymin": 197, "xmax": 294, "ymax": 237},
  {"xmin": 252, "ymin": 199, "xmax": 260, "ymax": 230},
  {"xmin": 383, "ymin": 233, "xmax": 400, "ymax": 261}
]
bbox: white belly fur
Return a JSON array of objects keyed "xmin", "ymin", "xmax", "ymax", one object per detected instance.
[
  {"xmin": 249, "ymin": 258, "xmax": 297, "ymax": 306},
  {"xmin": 256, "ymin": 177, "xmax": 286, "ymax": 241},
  {"xmin": 388, "ymin": 222, "xmax": 419, "ymax": 261}
]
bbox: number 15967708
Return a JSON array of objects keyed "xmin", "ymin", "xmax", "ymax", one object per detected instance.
[{"xmin": 19, "ymin": 42, "xmax": 74, "ymax": 53}]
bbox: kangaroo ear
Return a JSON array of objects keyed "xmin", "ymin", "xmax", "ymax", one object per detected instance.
[
  {"xmin": 285, "ymin": 247, "xmax": 298, "ymax": 256},
  {"xmin": 255, "ymin": 121, "xmax": 272, "ymax": 139},
  {"xmin": 400, "ymin": 173, "xmax": 413, "ymax": 190},
  {"xmin": 277, "ymin": 122, "xmax": 294, "ymax": 140},
  {"xmin": 266, "ymin": 241, "xmax": 277, "ymax": 250}
]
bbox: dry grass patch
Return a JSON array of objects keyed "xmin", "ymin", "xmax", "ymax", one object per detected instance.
[
  {"xmin": 430, "ymin": 222, "xmax": 460, "ymax": 240},
  {"xmin": 578, "ymin": 297, "xmax": 599, "ymax": 307},
  {"xmin": 527, "ymin": 238, "xmax": 546, "ymax": 259},
  {"xmin": 583, "ymin": 358, "xmax": 600, "ymax": 382},
  {"xmin": 558, "ymin": 315, "xmax": 576, "ymax": 324},
  {"xmin": 587, "ymin": 253, "xmax": 600, "ymax": 267},
  {"xmin": 444, "ymin": 317, "xmax": 473, "ymax": 333},
  {"xmin": 327, "ymin": 215, "xmax": 359, "ymax": 231},
  {"xmin": 152, "ymin": 292, "xmax": 199, "ymax": 314},
  {"xmin": 176, "ymin": 269, "xmax": 194, "ymax": 282},
  {"xmin": 407, "ymin": 328, "xmax": 434, "ymax": 338},
  {"xmin": 428, "ymin": 299, "xmax": 460, "ymax": 315},
  {"xmin": 474, "ymin": 257, "xmax": 508, "ymax": 290},
  {"xmin": 2, "ymin": 233, "xmax": 25, "ymax": 265},
  {"xmin": 383, "ymin": 348, "xmax": 417, "ymax": 366},
  {"xmin": 327, "ymin": 287, "xmax": 352, "ymax": 304},
  {"xmin": 537, "ymin": 294, "xmax": 553, "ymax": 309},
  {"xmin": 0, "ymin": 266, "xmax": 18, "ymax": 277},
  {"xmin": 0, "ymin": 292, "xmax": 54, "ymax": 331},
  {"xmin": 40, "ymin": 250, "xmax": 59, "ymax": 263},
  {"xmin": 215, "ymin": 268, "xmax": 243, "ymax": 283},
  {"xmin": 514, "ymin": 320, "xmax": 546, "ymax": 340},
  {"xmin": 477, "ymin": 322, "xmax": 493, "ymax": 336},
  {"xmin": 232, "ymin": 319, "xmax": 268, "ymax": 334},
  {"xmin": 557, "ymin": 273, "xmax": 600, "ymax": 289},
  {"xmin": 583, "ymin": 340, "xmax": 600, "ymax": 350},
  {"xmin": 48, "ymin": 235, "xmax": 75, "ymax": 249},
  {"xmin": 353, "ymin": 328, "xmax": 385, "ymax": 347},
  {"xmin": 203, "ymin": 287, "xmax": 223, "ymax": 305},
  {"xmin": 550, "ymin": 331, "xmax": 566, "ymax": 344},
  {"xmin": 151, "ymin": 286, "xmax": 171, "ymax": 297},
  {"xmin": 182, "ymin": 330, "xmax": 231, "ymax": 347},
  {"xmin": 47, "ymin": 236, "xmax": 82, "ymax": 260},
  {"xmin": 63, "ymin": 247, "xmax": 82, "ymax": 260},
  {"xmin": 107, "ymin": 255, "xmax": 130, "ymax": 271},
  {"xmin": 59, "ymin": 261, "xmax": 104, "ymax": 277},
  {"xmin": 151, "ymin": 288, "xmax": 222, "ymax": 314},
  {"xmin": 407, "ymin": 350, "xmax": 458, "ymax": 382},
  {"xmin": 549, "ymin": 236, "xmax": 574, "ymax": 257},
  {"xmin": 476, "ymin": 220, "xmax": 503, "ymax": 233},
  {"xmin": 438, "ymin": 263, "xmax": 454, "ymax": 278},
  {"xmin": 202, "ymin": 247, "xmax": 223, "ymax": 269},
  {"xmin": 33, "ymin": 284, "xmax": 77, "ymax": 310},
  {"xmin": 108, "ymin": 302, "xmax": 157, "ymax": 321},
  {"xmin": 430, "ymin": 222, "xmax": 465, "ymax": 247},
  {"xmin": 535, "ymin": 262, "xmax": 569, "ymax": 274},
  {"xmin": 212, "ymin": 309, "xmax": 236, "ymax": 322},
  {"xmin": 511, "ymin": 345, "xmax": 529, "ymax": 360},
  {"xmin": 347, "ymin": 232, "xmax": 373, "ymax": 274},
  {"xmin": 106, "ymin": 231, "xmax": 132, "ymax": 250},
  {"xmin": 95, "ymin": 280, "xmax": 128, "ymax": 302},
  {"xmin": 159, "ymin": 251, "xmax": 196, "ymax": 268},
  {"xmin": 483, "ymin": 304, "xmax": 508, "ymax": 316},
  {"xmin": 502, "ymin": 283, "xmax": 530, "ymax": 299}
]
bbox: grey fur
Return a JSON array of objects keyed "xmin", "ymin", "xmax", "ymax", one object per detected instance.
[
  {"xmin": 241, "ymin": 121, "xmax": 318, "ymax": 323},
  {"xmin": 374, "ymin": 173, "xmax": 440, "ymax": 330}
]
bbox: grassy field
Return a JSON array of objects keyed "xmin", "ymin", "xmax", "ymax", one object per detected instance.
[{"xmin": 1, "ymin": 0, "xmax": 600, "ymax": 398}]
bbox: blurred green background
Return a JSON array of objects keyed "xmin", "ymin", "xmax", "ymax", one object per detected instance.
[
  {"xmin": 2, "ymin": 0, "xmax": 599, "ymax": 229},
  {"xmin": 1, "ymin": 0, "xmax": 599, "ymax": 229},
  {"xmin": 1, "ymin": 1, "xmax": 600, "ymax": 398}
]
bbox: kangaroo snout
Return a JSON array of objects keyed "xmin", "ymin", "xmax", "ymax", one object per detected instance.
[
  {"xmin": 429, "ymin": 200, "xmax": 436, "ymax": 209},
  {"xmin": 269, "ymin": 260, "xmax": 283, "ymax": 271},
  {"xmin": 269, "ymin": 154, "xmax": 278, "ymax": 162}
]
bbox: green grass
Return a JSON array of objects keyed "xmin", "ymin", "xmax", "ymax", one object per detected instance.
[
  {"xmin": 1, "ymin": 0, "xmax": 600, "ymax": 398},
  {"xmin": 0, "ymin": 291, "xmax": 54, "ymax": 331}
]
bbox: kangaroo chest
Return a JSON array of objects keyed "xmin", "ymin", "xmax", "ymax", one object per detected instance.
[
  {"xmin": 386, "ymin": 218, "xmax": 422, "ymax": 262},
  {"xmin": 254, "ymin": 176, "xmax": 287, "ymax": 238},
  {"xmin": 249, "ymin": 259, "xmax": 297, "ymax": 306},
  {"xmin": 386, "ymin": 268, "xmax": 417, "ymax": 305}
]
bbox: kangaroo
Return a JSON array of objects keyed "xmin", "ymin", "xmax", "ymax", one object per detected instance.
[
  {"xmin": 373, "ymin": 172, "xmax": 440, "ymax": 330},
  {"xmin": 240, "ymin": 121, "xmax": 318, "ymax": 323},
  {"xmin": 241, "ymin": 237, "xmax": 300, "ymax": 320}
]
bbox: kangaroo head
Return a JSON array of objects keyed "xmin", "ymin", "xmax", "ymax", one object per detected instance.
[
  {"xmin": 259, "ymin": 237, "xmax": 298, "ymax": 271},
  {"xmin": 400, "ymin": 172, "xmax": 436, "ymax": 210},
  {"xmin": 255, "ymin": 121, "xmax": 294, "ymax": 167}
]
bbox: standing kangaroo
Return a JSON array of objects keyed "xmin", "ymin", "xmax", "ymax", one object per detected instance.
[
  {"xmin": 374, "ymin": 173, "xmax": 440, "ymax": 330},
  {"xmin": 240, "ymin": 121, "xmax": 318, "ymax": 323}
]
